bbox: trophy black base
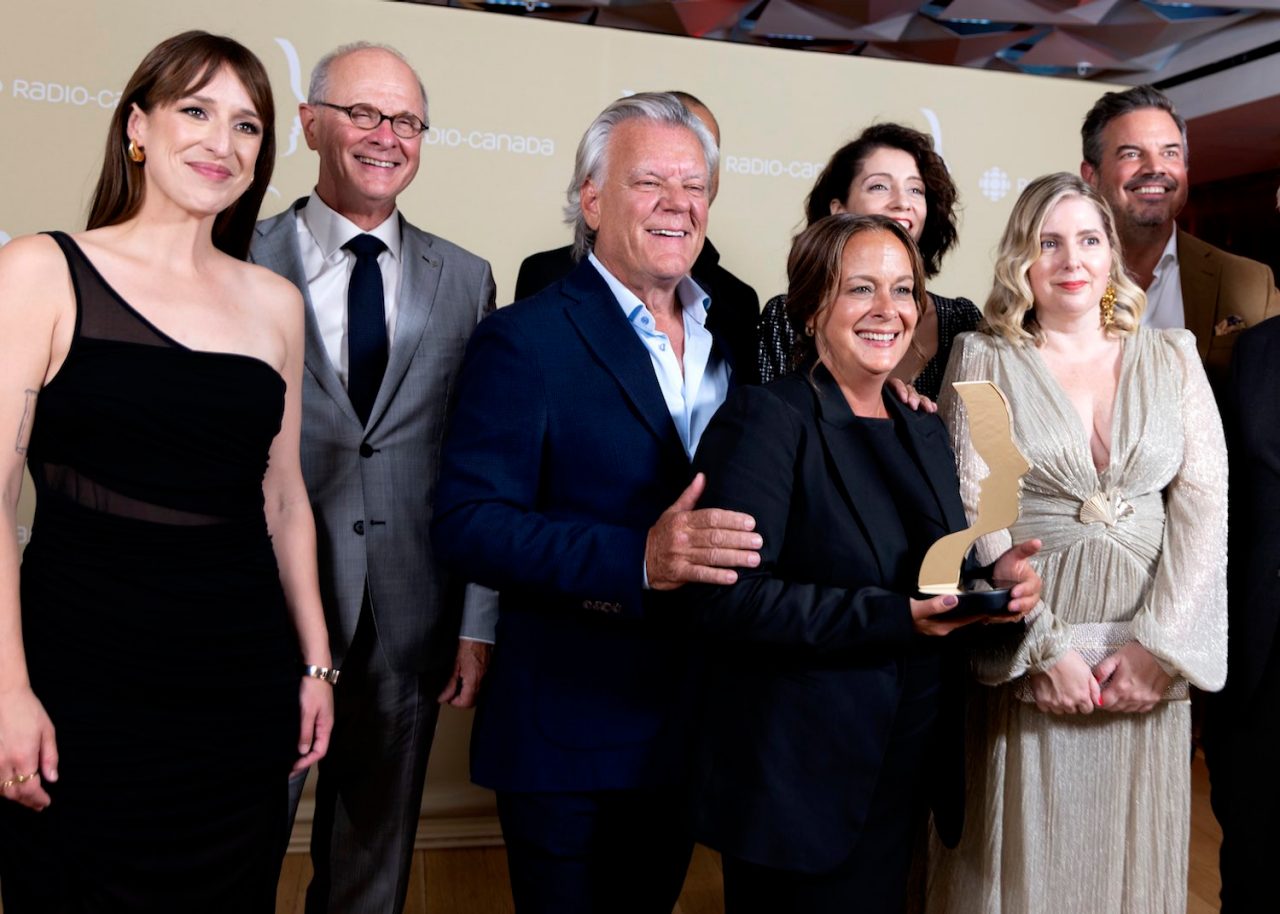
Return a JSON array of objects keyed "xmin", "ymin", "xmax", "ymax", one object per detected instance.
[{"xmin": 920, "ymin": 581, "xmax": 1014, "ymax": 620}]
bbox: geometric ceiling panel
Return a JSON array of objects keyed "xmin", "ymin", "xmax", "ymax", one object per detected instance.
[
  {"xmin": 419, "ymin": 0, "xmax": 1280, "ymax": 84},
  {"xmin": 1016, "ymin": 27, "xmax": 1149, "ymax": 71},
  {"xmin": 672, "ymin": 0, "xmax": 756, "ymax": 35},
  {"xmin": 751, "ymin": 0, "xmax": 867, "ymax": 38}
]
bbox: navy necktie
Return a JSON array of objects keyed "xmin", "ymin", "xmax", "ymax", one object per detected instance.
[{"xmin": 344, "ymin": 234, "xmax": 388, "ymax": 425}]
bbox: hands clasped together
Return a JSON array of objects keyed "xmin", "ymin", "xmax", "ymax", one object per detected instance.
[{"xmin": 1030, "ymin": 641, "xmax": 1174, "ymax": 715}]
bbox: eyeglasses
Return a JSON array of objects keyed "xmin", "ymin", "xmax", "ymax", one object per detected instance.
[{"xmin": 313, "ymin": 101, "xmax": 427, "ymax": 139}]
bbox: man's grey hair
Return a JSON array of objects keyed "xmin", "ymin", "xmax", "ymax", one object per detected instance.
[
  {"xmin": 564, "ymin": 92, "xmax": 719, "ymax": 260},
  {"xmin": 308, "ymin": 42, "xmax": 429, "ymax": 122},
  {"xmin": 1081, "ymin": 84, "xmax": 1188, "ymax": 169}
]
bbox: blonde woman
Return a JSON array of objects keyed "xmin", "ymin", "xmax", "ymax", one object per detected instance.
[{"xmin": 927, "ymin": 173, "xmax": 1226, "ymax": 913}]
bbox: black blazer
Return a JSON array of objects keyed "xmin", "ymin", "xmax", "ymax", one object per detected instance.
[
  {"xmin": 1221, "ymin": 316, "xmax": 1280, "ymax": 703},
  {"xmin": 514, "ymin": 241, "xmax": 761, "ymax": 383},
  {"xmin": 686, "ymin": 366, "xmax": 969, "ymax": 873}
]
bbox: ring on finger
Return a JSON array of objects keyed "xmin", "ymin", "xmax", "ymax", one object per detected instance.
[{"xmin": 0, "ymin": 773, "xmax": 37, "ymax": 790}]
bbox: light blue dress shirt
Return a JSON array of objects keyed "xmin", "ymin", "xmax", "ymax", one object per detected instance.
[{"xmin": 588, "ymin": 252, "xmax": 731, "ymax": 460}]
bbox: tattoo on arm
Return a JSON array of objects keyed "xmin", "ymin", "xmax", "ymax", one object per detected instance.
[{"xmin": 15, "ymin": 389, "xmax": 36, "ymax": 456}]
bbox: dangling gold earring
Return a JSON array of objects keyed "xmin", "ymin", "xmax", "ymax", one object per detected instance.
[
  {"xmin": 127, "ymin": 138, "xmax": 145, "ymax": 164},
  {"xmin": 1099, "ymin": 283, "xmax": 1117, "ymax": 327}
]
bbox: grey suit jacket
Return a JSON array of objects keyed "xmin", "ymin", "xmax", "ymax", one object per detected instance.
[{"xmin": 251, "ymin": 197, "xmax": 497, "ymax": 674}]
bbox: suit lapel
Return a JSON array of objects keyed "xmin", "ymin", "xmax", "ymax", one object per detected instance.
[
  {"xmin": 1178, "ymin": 230, "xmax": 1220, "ymax": 361},
  {"xmin": 367, "ymin": 220, "xmax": 441, "ymax": 428},
  {"xmin": 887, "ymin": 395, "xmax": 967, "ymax": 535},
  {"xmin": 253, "ymin": 200, "xmax": 359, "ymax": 424},
  {"xmin": 561, "ymin": 262, "xmax": 685, "ymax": 457}
]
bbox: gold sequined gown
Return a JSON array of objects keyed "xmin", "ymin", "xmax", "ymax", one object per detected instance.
[{"xmin": 925, "ymin": 328, "xmax": 1227, "ymax": 914}]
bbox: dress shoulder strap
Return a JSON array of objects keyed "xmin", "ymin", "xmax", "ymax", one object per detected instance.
[{"xmin": 41, "ymin": 230, "xmax": 172, "ymax": 348}]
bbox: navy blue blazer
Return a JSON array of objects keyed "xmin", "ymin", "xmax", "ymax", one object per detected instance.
[{"xmin": 433, "ymin": 259, "xmax": 737, "ymax": 792}]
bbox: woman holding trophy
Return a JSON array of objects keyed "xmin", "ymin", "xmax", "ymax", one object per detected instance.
[{"xmin": 685, "ymin": 213, "xmax": 1042, "ymax": 913}]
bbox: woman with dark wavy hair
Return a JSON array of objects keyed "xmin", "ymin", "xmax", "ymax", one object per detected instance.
[
  {"xmin": 0, "ymin": 31, "xmax": 332, "ymax": 911},
  {"xmin": 757, "ymin": 123, "xmax": 979, "ymax": 399}
]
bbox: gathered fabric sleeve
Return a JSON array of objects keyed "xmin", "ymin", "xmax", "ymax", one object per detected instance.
[
  {"xmin": 939, "ymin": 332, "xmax": 1071, "ymax": 684},
  {"xmin": 1128, "ymin": 330, "xmax": 1228, "ymax": 690}
]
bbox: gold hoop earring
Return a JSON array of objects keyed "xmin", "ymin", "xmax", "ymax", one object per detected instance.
[
  {"xmin": 1099, "ymin": 283, "xmax": 1117, "ymax": 327},
  {"xmin": 127, "ymin": 138, "xmax": 145, "ymax": 164}
]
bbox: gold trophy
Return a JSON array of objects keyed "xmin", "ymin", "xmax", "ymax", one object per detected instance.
[{"xmin": 918, "ymin": 381, "xmax": 1030, "ymax": 615}]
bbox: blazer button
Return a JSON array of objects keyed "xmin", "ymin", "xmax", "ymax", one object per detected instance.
[
  {"xmin": 353, "ymin": 520, "xmax": 365, "ymax": 535},
  {"xmin": 359, "ymin": 442, "xmax": 375, "ymax": 458}
]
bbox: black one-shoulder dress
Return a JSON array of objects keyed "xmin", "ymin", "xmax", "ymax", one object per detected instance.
[{"xmin": 0, "ymin": 232, "xmax": 299, "ymax": 913}]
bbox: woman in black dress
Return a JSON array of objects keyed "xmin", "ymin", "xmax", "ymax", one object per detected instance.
[
  {"xmin": 690, "ymin": 214, "xmax": 1042, "ymax": 913},
  {"xmin": 757, "ymin": 123, "xmax": 979, "ymax": 398},
  {"xmin": 0, "ymin": 31, "xmax": 333, "ymax": 911}
]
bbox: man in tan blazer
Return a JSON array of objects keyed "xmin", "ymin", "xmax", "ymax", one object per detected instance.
[{"xmin": 1080, "ymin": 85, "xmax": 1279, "ymax": 387}]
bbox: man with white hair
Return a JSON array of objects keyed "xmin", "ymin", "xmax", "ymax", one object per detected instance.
[
  {"xmin": 434, "ymin": 92, "xmax": 762, "ymax": 912},
  {"xmin": 251, "ymin": 42, "xmax": 496, "ymax": 913},
  {"xmin": 514, "ymin": 91, "xmax": 760, "ymax": 381}
]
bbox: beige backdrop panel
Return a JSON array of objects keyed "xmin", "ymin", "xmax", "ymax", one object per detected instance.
[{"xmin": 1, "ymin": 0, "xmax": 1117, "ymax": 848}]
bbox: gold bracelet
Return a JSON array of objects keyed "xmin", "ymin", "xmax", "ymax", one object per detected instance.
[{"xmin": 302, "ymin": 664, "xmax": 341, "ymax": 685}]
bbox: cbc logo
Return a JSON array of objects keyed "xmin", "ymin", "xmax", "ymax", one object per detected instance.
[
  {"xmin": 979, "ymin": 167, "xmax": 1012, "ymax": 202},
  {"xmin": 978, "ymin": 168, "xmax": 1033, "ymax": 203}
]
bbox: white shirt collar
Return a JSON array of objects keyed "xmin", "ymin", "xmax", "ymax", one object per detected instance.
[
  {"xmin": 302, "ymin": 192, "xmax": 402, "ymax": 262},
  {"xmin": 586, "ymin": 251, "xmax": 710, "ymax": 327},
  {"xmin": 1151, "ymin": 228, "xmax": 1179, "ymax": 284}
]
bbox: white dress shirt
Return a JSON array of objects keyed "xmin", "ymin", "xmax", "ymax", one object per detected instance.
[
  {"xmin": 1141, "ymin": 229, "xmax": 1185, "ymax": 330},
  {"xmin": 295, "ymin": 192, "xmax": 403, "ymax": 388}
]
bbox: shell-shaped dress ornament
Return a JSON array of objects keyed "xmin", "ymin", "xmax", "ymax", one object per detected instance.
[{"xmin": 1078, "ymin": 489, "xmax": 1134, "ymax": 527}]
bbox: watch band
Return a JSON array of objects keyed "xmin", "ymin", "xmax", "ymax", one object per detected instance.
[{"xmin": 302, "ymin": 664, "xmax": 341, "ymax": 685}]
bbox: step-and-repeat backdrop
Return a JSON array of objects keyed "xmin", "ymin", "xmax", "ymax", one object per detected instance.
[{"xmin": 1, "ymin": 0, "xmax": 1114, "ymax": 841}]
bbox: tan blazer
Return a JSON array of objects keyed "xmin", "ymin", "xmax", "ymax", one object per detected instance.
[{"xmin": 1179, "ymin": 229, "xmax": 1280, "ymax": 389}]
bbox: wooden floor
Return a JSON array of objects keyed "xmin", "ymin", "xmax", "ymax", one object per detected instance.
[{"xmin": 275, "ymin": 754, "xmax": 1226, "ymax": 914}]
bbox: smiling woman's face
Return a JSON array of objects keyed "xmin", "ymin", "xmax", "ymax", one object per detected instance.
[
  {"xmin": 1027, "ymin": 195, "xmax": 1113, "ymax": 323},
  {"xmin": 129, "ymin": 66, "xmax": 263, "ymax": 218},
  {"xmin": 815, "ymin": 229, "xmax": 919, "ymax": 392},
  {"xmin": 832, "ymin": 146, "xmax": 927, "ymax": 244}
]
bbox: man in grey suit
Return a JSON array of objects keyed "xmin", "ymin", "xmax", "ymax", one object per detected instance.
[{"xmin": 250, "ymin": 42, "xmax": 497, "ymax": 914}]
